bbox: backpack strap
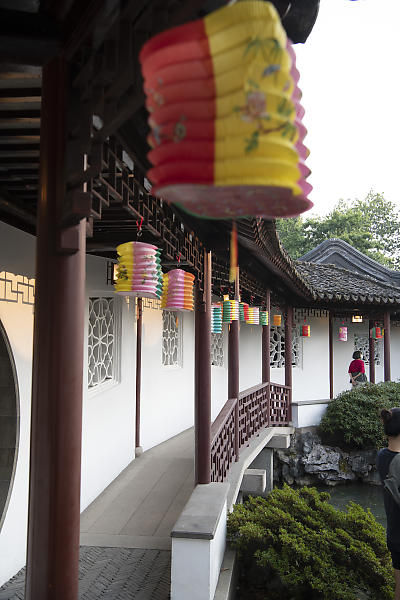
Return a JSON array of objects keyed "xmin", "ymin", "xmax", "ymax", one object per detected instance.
[{"xmin": 384, "ymin": 453, "xmax": 400, "ymax": 509}]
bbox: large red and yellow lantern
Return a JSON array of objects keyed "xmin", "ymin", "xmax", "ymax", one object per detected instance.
[{"xmin": 139, "ymin": 1, "xmax": 312, "ymax": 219}]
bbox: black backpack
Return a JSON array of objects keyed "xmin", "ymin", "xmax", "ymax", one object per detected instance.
[{"xmin": 384, "ymin": 453, "xmax": 400, "ymax": 508}]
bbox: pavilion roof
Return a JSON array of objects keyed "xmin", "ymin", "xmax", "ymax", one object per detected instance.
[{"xmin": 296, "ymin": 261, "xmax": 400, "ymax": 306}]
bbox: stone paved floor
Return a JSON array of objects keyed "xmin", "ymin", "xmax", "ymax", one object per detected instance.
[{"xmin": 0, "ymin": 546, "xmax": 171, "ymax": 600}]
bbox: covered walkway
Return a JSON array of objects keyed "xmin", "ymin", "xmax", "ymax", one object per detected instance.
[
  {"xmin": 0, "ymin": 429, "xmax": 194, "ymax": 600},
  {"xmin": 80, "ymin": 428, "xmax": 194, "ymax": 551}
]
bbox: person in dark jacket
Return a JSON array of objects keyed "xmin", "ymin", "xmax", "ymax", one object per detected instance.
[{"xmin": 377, "ymin": 407, "xmax": 400, "ymax": 600}]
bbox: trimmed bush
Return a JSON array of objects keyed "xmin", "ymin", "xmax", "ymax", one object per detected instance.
[
  {"xmin": 228, "ymin": 485, "xmax": 393, "ymax": 600},
  {"xmin": 318, "ymin": 382, "xmax": 400, "ymax": 450}
]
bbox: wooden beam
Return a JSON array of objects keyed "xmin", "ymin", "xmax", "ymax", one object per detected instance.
[
  {"xmin": 0, "ymin": 88, "xmax": 41, "ymax": 98},
  {"xmin": 0, "ymin": 130, "xmax": 40, "ymax": 141},
  {"xmin": 0, "ymin": 9, "xmax": 59, "ymax": 66},
  {"xmin": 0, "ymin": 142, "xmax": 39, "ymax": 149},
  {"xmin": 0, "ymin": 109, "xmax": 40, "ymax": 119},
  {"xmin": 0, "ymin": 187, "xmax": 36, "ymax": 225}
]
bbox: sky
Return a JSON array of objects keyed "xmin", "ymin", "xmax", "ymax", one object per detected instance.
[{"xmin": 294, "ymin": 0, "xmax": 400, "ymax": 217}]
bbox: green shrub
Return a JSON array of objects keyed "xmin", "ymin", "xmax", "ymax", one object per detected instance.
[
  {"xmin": 318, "ymin": 382, "xmax": 400, "ymax": 449},
  {"xmin": 228, "ymin": 485, "xmax": 393, "ymax": 600}
]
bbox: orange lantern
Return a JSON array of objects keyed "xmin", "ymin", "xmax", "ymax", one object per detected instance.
[
  {"xmin": 301, "ymin": 324, "xmax": 310, "ymax": 337},
  {"xmin": 139, "ymin": 1, "xmax": 312, "ymax": 219},
  {"xmin": 273, "ymin": 314, "xmax": 282, "ymax": 326}
]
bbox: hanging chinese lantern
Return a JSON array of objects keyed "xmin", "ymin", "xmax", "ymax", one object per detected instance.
[
  {"xmin": 139, "ymin": 1, "xmax": 312, "ymax": 219},
  {"xmin": 273, "ymin": 314, "xmax": 282, "ymax": 326},
  {"xmin": 222, "ymin": 299, "xmax": 239, "ymax": 323},
  {"xmin": 240, "ymin": 302, "xmax": 249, "ymax": 322},
  {"xmin": 211, "ymin": 304, "xmax": 223, "ymax": 333},
  {"xmin": 222, "ymin": 300, "xmax": 232, "ymax": 323},
  {"xmin": 259, "ymin": 310, "xmax": 269, "ymax": 326},
  {"xmin": 301, "ymin": 324, "xmax": 311, "ymax": 337},
  {"xmin": 339, "ymin": 326, "xmax": 348, "ymax": 342},
  {"xmin": 230, "ymin": 300, "xmax": 240, "ymax": 321},
  {"xmin": 246, "ymin": 306, "xmax": 259, "ymax": 325},
  {"xmin": 114, "ymin": 241, "xmax": 163, "ymax": 298},
  {"xmin": 161, "ymin": 269, "xmax": 195, "ymax": 310},
  {"xmin": 371, "ymin": 326, "xmax": 383, "ymax": 339}
]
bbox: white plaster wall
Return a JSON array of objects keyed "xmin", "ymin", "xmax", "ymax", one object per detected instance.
[
  {"xmin": 239, "ymin": 323, "xmax": 262, "ymax": 392},
  {"xmin": 211, "ymin": 327, "xmax": 228, "ymax": 421},
  {"xmin": 140, "ymin": 308, "xmax": 195, "ymax": 451},
  {"xmin": 0, "ymin": 222, "xmax": 35, "ymax": 586},
  {"xmin": 391, "ymin": 327, "xmax": 400, "ymax": 382},
  {"xmin": 80, "ymin": 255, "xmax": 136, "ymax": 510},
  {"xmin": 331, "ymin": 319, "xmax": 384, "ymax": 397},
  {"xmin": 268, "ymin": 316, "xmax": 330, "ymax": 402},
  {"xmin": 0, "ymin": 224, "xmax": 137, "ymax": 584},
  {"xmin": 292, "ymin": 316, "xmax": 330, "ymax": 401}
]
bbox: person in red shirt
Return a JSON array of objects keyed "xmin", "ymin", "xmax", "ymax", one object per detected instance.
[{"xmin": 348, "ymin": 350, "xmax": 367, "ymax": 386}]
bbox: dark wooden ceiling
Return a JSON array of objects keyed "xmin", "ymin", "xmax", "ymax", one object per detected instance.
[{"xmin": 0, "ymin": 0, "xmax": 322, "ymax": 307}]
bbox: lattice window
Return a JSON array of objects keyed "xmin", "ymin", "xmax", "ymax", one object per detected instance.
[
  {"xmin": 354, "ymin": 334, "xmax": 382, "ymax": 366},
  {"xmin": 270, "ymin": 326, "xmax": 301, "ymax": 368},
  {"xmin": 162, "ymin": 310, "xmax": 182, "ymax": 366},
  {"xmin": 88, "ymin": 297, "xmax": 119, "ymax": 388},
  {"xmin": 211, "ymin": 332, "xmax": 224, "ymax": 367}
]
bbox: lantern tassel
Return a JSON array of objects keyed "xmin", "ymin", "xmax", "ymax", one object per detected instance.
[{"xmin": 229, "ymin": 222, "xmax": 238, "ymax": 283}]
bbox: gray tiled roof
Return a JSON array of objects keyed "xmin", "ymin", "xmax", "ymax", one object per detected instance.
[{"xmin": 296, "ymin": 261, "xmax": 400, "ymax": 305}]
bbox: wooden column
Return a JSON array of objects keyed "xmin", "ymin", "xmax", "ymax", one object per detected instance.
[
  {"xmin": 285, "ymin": 307, "xmax": 293, "ymax": 422},
  {"xmin": 329, "ymin": 313, "xmax": 334, "ymax": 399},
  {"xmin": 369, "ymin": 319, "xmax": 375, "ymax": 384},
  {"xmin": 195, "ymin": 251, "xmax": 212, "ymax": 484},
  {"xmin": 135, "ymin": 298, "xmax": 143, "ymax": 451},
  {"xmin": 262, "ymin": 290, "xmax": 271, "ymax": 383},
  {"xmin": 25, "ymin": 57, "xmax": 85, "ymax": 600},
  {"xmin": 229, "ymin": 269, "xmax": 240, "ymax": 460},
  {"xmin": 384, "ymin": 311, "xmax": 391, "ymax": 382}
]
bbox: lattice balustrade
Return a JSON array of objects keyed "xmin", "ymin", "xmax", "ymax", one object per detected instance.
[
  {"xmin": 269, "ymin": 383, "xmax": 290, "ymax": 425},
  {"xmin": 238, "ymin": 384, "xmax": 269, "ymax": 448},
  {"xmin": 210, "ymin": 382, "xmax": 291, "ymax": 482},
  {"xmin": 210, "ymin": 398, "xmax": 236, "ymax": 483}
]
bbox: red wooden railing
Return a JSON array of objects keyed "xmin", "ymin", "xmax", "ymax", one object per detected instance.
[{"xmin": 210, "ymin": 382, "xmax": 291, "ymax": 482}]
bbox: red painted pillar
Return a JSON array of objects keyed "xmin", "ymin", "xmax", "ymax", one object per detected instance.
[
  {"xmin": 25, "ymin": 57, "xmax": 85, "ymax": 600},
  {"xmin": 262, "ymin": 290, "xmax": 271, "ymax": 383},
  {"xmin": 135, "ymin": 298, "xmax": 143, "ymax": 451},
  {"xmin": 369, "ymin": 319, "xmax": 375, "ymax": 384},
  {"xmin": 384, "ymin": 311, "xmax": 391, "ymax": 382},
  {"xmin": 285, "ymin": 306, "xmax": 293, "ymax": 422},
  {"xmin": 228, "ymin": 269, "xmax": 240, "ymax": 460},
  {"xmin": 329, "ymin": 313, "xmax": 334, "ymax": 399},
  {"xmin": 195, "ymin": 251, "xmax": 212, "ymax": 484}
]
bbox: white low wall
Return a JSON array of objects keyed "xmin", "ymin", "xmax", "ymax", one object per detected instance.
[
  {"xmin": 292, "ymin": 400, "xmax": 330, "ymax": 428},
  {"xmin": 171, "ymin": 483, "xmax": 229, "ymax": 600}
]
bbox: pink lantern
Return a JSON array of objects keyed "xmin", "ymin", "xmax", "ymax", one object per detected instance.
[
  {"xmin": 339, "ymin": 326, "xmax": 348, "ymax": 342},
  {"xmin": 161, "ymin": 269, "xmax": 195, "ymax": 311}
]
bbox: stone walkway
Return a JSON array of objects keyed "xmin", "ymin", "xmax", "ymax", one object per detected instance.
[
  {"xmin": 0, "ymin": 547, "xmax": 171, "ymax": 600},
  {"xmin": 0, "ymin": 429, "xmax": 194, "ymax": 600}
]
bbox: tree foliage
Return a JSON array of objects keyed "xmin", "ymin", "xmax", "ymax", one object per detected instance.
[
  {"xmin": 228, "ymin": 486, "xmax": 393, "ymax": 600},
  {"xmin": 276, "ymin": 191, "xmax": 400, "ymax": 268},
  {"xmin": 318, "ymin": 381, "xmax": 400, "ymax": 450}
]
